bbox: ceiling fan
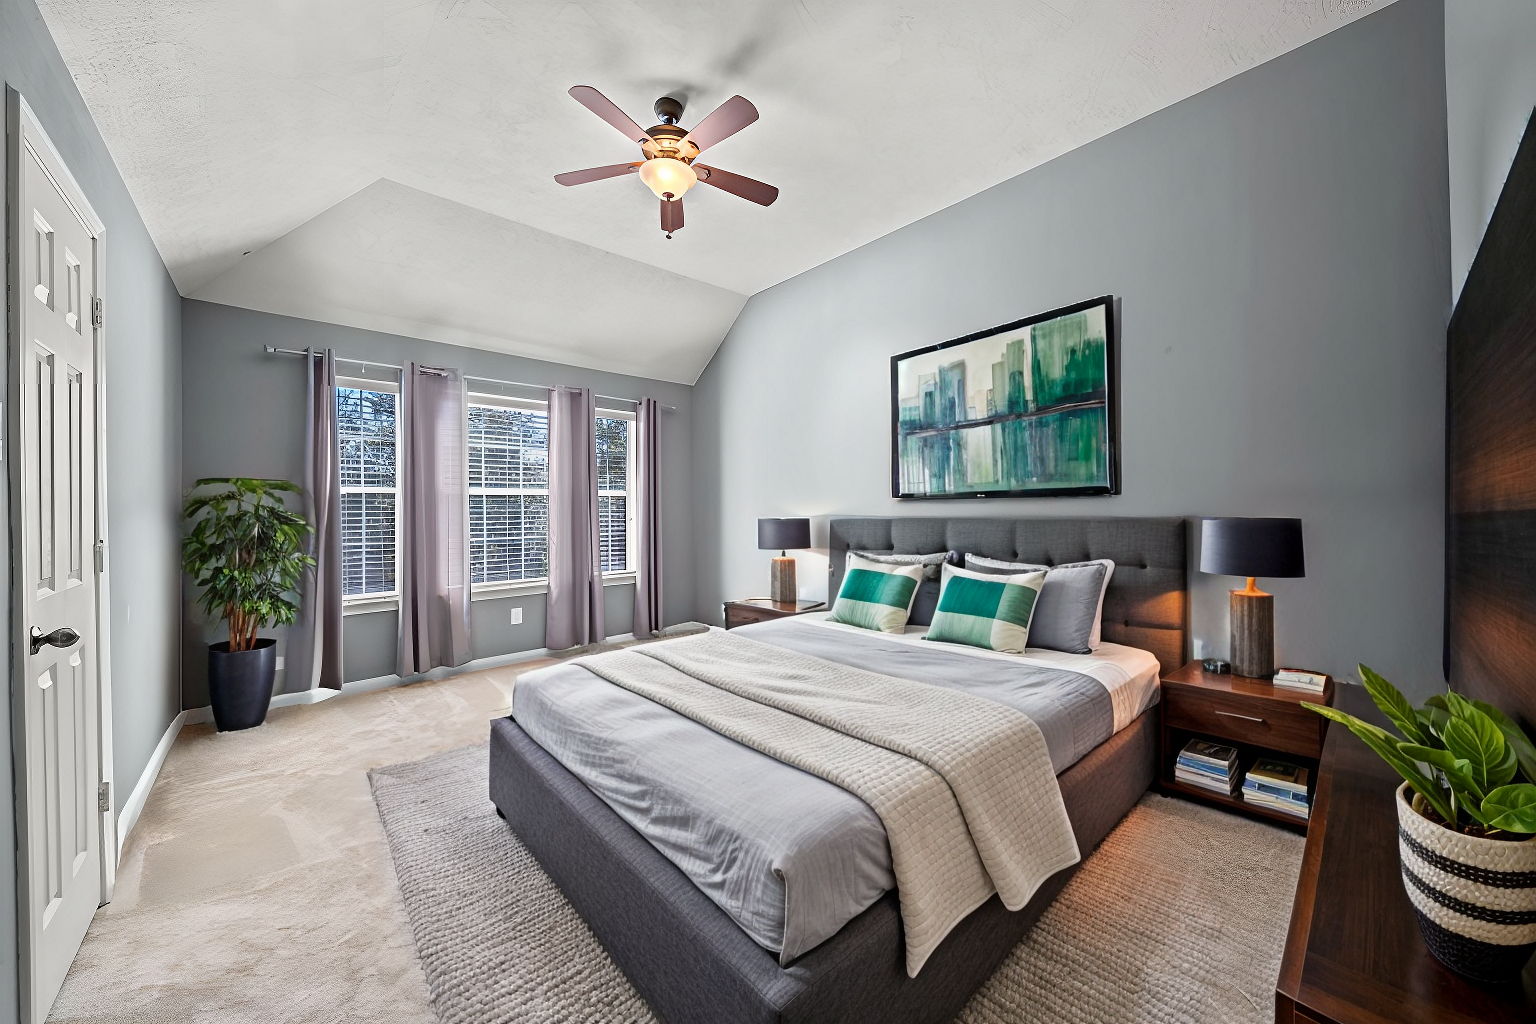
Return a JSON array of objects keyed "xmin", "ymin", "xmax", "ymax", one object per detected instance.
[{"xmin": 554, "ymin": 86, "xmax": 779, "ymax": 239}]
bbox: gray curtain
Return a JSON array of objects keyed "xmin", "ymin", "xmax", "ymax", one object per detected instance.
[
  {"xmin": 290, "ymin": 348, "xmax": 343, "ymax": 690},
  {"xmin": 632, "ymin": 397, "xmax": 663, "ymax": 637},
  {"xmin": 546, "ymin": 386, "xmax": 604, "ymax": 649},
  {"xmin": 397, "ymin": 363, "xmax": 472, "ymax": 676}
]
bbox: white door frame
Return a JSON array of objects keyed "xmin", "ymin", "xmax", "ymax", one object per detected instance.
[{"xmin": 5, "ymin": 87, "xmax": 116, "ymax": 1022}]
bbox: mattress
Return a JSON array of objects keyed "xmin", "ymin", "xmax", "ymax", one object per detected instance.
[{"xmin": 511, "ymin": 614, "xmax": 1160, "ymax": 963}]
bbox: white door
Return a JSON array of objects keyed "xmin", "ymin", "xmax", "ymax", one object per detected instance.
[{"xmin": 10, "ymin": 93, "xmax": 107, "ymax": 1024}]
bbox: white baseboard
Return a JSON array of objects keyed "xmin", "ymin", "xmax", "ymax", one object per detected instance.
[
  {"xmin": 116, "ymin": 709, "xmax": 194, "ymax": 860},
  {"xmin": 183, "ymin": 632, "xmax": 638, "ymax": 725}
]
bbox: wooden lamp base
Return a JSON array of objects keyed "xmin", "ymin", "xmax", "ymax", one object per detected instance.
[
  {"xmin": 769, "ymin": 556, "xmax": 797, "ymax": 604},
  {"xmin": 1230, "ymin": 578, "xmax": 1275, "ymax": 678}
]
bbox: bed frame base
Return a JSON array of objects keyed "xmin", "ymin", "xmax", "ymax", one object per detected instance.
[{"xmin": 489, "ymin": 710, "xmax": 1156, "ymax": 1024}]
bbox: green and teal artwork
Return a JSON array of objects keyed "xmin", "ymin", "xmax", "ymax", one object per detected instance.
[{"xmin": 892, "ymin": 296, "xmax": 1117, "ymax": 498}]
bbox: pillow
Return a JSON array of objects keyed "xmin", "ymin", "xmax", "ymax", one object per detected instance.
[
  {"xmin": 850, "ymin": 550, "xmax": 952, "ymax": 626},
  {"xmin": 850, "ymin": 550, "xmax": 948, "ymax": 580},
  {"xmin": 827, "ymin": 554, "xmax": 925, "ymax": 633},
  {"xmin": 925, "ymin": 563, "xmax": 1048, "ymax": 654},
  {"xmin": 963, "ymin": 554, "xmax": 1115, "ymax": 654}
]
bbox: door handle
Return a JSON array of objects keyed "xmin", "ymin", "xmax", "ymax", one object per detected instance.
[{"xmin": 30, "ymin": 626, "xmax": 81, "ymax": 656}]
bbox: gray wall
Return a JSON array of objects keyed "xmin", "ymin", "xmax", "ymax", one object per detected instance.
[
  {"xmin": 692, "ymin": 0, "xmax": 1452, "ymax": 697},
  {"xmin": 180, "ymin": 299, "xmax": 695, "ymax": 706},
  {"xmin": 1445, "ymin": 0, "xmax": 1536, "ymax": 301},
  {"xmin": 1, "ymin": 0, "xmax": 184, "ymax": 1019}
]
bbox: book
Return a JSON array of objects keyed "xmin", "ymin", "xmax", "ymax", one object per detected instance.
[
  {"xmin": 1272, "ymin": 676, "xmax": 1327, "ymax": 693},
  {"xmin": 1177, "ymin": 758, "xmax": 1233, "ymax": 782},
  {"xmin": 1243, "ymin": 778, "xmax": 1311, "ymax": 803},
  {"xmin": 1273, "ymin": 668, "xmax": 1327, "ymax": 691},
  {"xmin": 1243, "ymin": 790, "xmax": 1309, "ymax": 819},
  {"xmin": 1246, "ymin": 759, "xmax": 1309, "ymax": 795},
  {"xmin": 1176, "ymin": 769, "xmax": 1239, "ymax": 795},
  {"xmin": 1180, "ymin": 739, "xmax": 1239, "ymax": 767}
]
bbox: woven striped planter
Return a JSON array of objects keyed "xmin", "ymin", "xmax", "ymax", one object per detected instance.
[{"xmin": 1396, "ymin": 783, "xmax": 1536, "ymax": 982}]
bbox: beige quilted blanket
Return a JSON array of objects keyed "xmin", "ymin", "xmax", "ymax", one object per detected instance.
[{"xmin": 575, "ymin": 630, "xmax": 1079, "ymax": 976}]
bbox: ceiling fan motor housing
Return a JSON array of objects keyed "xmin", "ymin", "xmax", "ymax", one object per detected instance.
[{"xmin": 653, "ymin": 95, "xmax": 685, "ymax": 125}]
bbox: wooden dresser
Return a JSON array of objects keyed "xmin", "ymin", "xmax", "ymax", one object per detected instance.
[{"xmin": 1275, "ymin": 685, "xmax": 1536, "ymax": 1022}]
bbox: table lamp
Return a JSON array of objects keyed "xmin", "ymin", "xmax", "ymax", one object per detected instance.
[
  {"xmin": 1199, "ymin": 517, "xmax": 1305, "ymax": 678},
  {"xmin": 757, "ymin": 517, "xmax": 811, "ymax": 604}
]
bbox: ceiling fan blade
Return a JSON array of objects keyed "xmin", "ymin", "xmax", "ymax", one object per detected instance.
[
  {"xmin": 694, "ymin": 164, "xmax": 778, "ymax": 206},
  {"xmin": 681, "ymin": 95, "xmax": 759, "ymax": 153},
  {"xmin": 568, "ymin": 85, "xmax": 651, "ymax": 145},
  {"xmin": 661, "ymin": 198, "xmax": 684, "ymax": 235},
  {"xmin": 554, "ymin": 162, "xmax": 641, "ymax": 186}
]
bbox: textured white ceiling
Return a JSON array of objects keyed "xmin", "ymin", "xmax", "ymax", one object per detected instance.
[{"xmin": 39, "ymin": 0, "xmax": 1389, "ymax": 383}]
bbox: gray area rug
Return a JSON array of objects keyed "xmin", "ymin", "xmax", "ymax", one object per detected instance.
[{"xmin": 371, "ymin": 745, "xmax": 1303, "ymax": 1024}]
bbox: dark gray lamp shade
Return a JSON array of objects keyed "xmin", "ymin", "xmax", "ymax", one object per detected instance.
[
  {"xmin": 757, "ymin": 517, "xmax": 811, "ymax": 552},
  {"xmin": 1199, "ymin": 517, "xmax": 1305, "ymax": 578}
]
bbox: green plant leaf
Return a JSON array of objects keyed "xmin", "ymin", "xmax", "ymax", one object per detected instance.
[
  {"xmin": 1481, "ymin": 784, "xmax": 1536, "ymax": 834},
  {"xmin": 1401, "ymin": 744, "xmax": 1486, "ymax": 802},
  {"xmin": 1470, "ymin": 699, "xmax": 1536, "ymax": 782},
  {"xmin": 1304, "ymin": 703, "xmax": 1457, "ymax": 823},
  {"xmin": 1442, "ymin": 708, "xmax": 1511, "ymax": 793},
  {"xmin": 1358, "ymin": 664, "xmax": 1426, "ymax": 744}
]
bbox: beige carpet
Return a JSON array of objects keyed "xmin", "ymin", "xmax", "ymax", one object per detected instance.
[
  {"xmin": 47, "ymin": 657, "xmax": 551, "ymax": 1024},
  {"xmin": 374, "ymin": 744, "xmax": 1304, "ymax": 1024}
]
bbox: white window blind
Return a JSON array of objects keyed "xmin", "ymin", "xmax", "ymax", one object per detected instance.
[
  {"xmin": 336, "ymin": 382, "xmax": 399, "ymax": 598},
  {"xmin": 468, "ymin": 400, "xmax": 550, "ymax": 585},
  {"xmin": 466, "ymin": 398, "xmax": 635, "ymax": 589},
  {"xmin": 596, "ymin": 414, "xmax": 634, "ymax": 574}
]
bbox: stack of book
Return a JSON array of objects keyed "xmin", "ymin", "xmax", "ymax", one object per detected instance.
[
  {"xmin": 1272, "ymin": 667, "xmax": 1327, "ymax": 692},
  {"xmin": 1242, "ymin": 758, "xmax": 1311, "ymax": 820},
  {"xmin": 1175, "ymin": 739, "xmax": 1240, "ymax": 795}
]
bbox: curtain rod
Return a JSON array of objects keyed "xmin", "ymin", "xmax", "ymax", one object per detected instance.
[{"xmin": 262, "ymin": 345, "xmax": 676, "ymax": 411}]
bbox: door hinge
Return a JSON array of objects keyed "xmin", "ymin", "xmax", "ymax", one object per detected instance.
[
  {"xmin": 94, "ymin": 539, "xmax": 105, "ymax": 574},
  {"xmin": 97, "ymin": 781, "xmax": 111, "ymax": 813},
  {"xmin": 91, "ymin": 297, "xmax": 104, "ymax": 329}
]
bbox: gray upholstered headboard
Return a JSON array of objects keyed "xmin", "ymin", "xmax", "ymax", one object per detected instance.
[{"xmin": 828, "ymin": 516, "xmax": 1189, "ymax": 674}]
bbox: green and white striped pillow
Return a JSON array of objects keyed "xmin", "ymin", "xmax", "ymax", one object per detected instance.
[
  {"xmin": 827, "ymin": 554, "xmax": 925, "ymax": 633},
  {"xmin": 925, "ymin": 563, "xmax": 1048, "ymax": 654}
]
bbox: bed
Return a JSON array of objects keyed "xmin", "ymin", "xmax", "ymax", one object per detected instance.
[{"xmin": 490, "ymin": 515, "xmax": 1188, "ymax": 1024}]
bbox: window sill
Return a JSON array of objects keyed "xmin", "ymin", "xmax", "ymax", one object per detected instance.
[
  {"xmin": 469, "ymin": 572, "xmax": 637, "ymax": 602},
  {"xmin": 343, "ymin": 596, "xmax": 399, "ymax": 616},
  {"xmin": 343, "ymin": 575, "xmax": 639, "ymax": 614}
]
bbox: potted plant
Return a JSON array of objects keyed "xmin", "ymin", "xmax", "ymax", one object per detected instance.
[
  {"xmin": 1306, "ymin": 667, "xmax": 1536, "ymax": 983},
  {"xmin": 182, "ymin": 478, "xmax": 313, "ymax": 731}
]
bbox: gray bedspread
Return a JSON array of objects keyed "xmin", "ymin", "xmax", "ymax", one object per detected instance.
[{"xmin": 512, "ymin": 617, "xmax": 1114, "ymax": 963}]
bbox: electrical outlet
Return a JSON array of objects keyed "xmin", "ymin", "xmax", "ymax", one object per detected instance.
[
  {"xmin": 275, "ymin": 656, "xmax": 285, "ymax": 669},
  {"xmin": 510, "ymin": 607, "xmax": 523, "ymax": 625}
]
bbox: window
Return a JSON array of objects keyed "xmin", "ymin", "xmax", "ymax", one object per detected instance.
[
  {"xmin": 465, "ymin": 396, "xmax": 635, "ymax": 590},
  {"xmin": 336, "ymin": 380, "xmax": 400, "ymax": 599},
  {"xmin": 595, "ymin": 413, "xmax": 634, "ymax": 573},
  {"xmin": 467, "ymin": 398, "xmax": 550, "ymax": 586}
]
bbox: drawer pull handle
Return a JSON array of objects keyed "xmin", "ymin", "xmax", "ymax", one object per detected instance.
[{"xmin": 1215, "ymin": 711, "xmax": 1266, "ymax": 724}]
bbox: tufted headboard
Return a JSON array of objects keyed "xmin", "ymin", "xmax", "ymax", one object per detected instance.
[{"xmin": 828, "ymin": 516, "xmax": 1189, "ymax": 674}]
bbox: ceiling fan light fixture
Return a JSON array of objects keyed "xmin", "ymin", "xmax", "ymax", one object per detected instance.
[{"xmin": 638, "ymin": 157, "xmax": 697, "ymax": 200}]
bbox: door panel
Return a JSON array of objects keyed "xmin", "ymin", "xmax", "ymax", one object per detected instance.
[{"xmin": 15, "ymin": 117, "xmax": 102, "ymax": 1024}]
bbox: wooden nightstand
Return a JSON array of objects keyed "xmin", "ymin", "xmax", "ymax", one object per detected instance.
[
  {"xmin": 723, "ymin": 599, "xmax": 825, "ymax": 629},
  {"xmin": 1158, "ymin": 661, "xmax": 1334, "ymax": 832}
]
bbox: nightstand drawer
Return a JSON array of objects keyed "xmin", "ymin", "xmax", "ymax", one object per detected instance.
[
  {"xmin": 1163, "ymin": 688, "xmax": 1325, "ymax": 758},
  {"xmin": 725, "ymin": 604, "xmax": 779, "ymax": 629}
]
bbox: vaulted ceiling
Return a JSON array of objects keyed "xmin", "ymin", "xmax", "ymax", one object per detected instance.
[{"xmin": 39, "ymin": 0, "xmax": 1388, "ymax": 383}]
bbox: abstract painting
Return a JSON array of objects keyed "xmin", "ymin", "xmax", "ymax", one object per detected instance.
[{"xmin": 892, "ymin": 296, "xmax": 1117, "ymax": 498}]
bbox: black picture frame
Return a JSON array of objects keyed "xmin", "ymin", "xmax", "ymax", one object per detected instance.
[{"xmin": 890, "ymin": 295, "xmax": 1119, "ymax": 500}]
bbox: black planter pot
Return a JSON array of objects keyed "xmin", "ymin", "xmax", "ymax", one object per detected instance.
[{"xmin": 208, "ymin": 638, "xmax": 278, "ymax": 732}]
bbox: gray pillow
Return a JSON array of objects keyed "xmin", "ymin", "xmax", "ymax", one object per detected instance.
[
  {"xmin": 962, "ymin": 554, "xmax": 1114, "ymax": 654},
  {"xmin": 852, "ymin": 551, "xmax": 950, "ymax": 625}
]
